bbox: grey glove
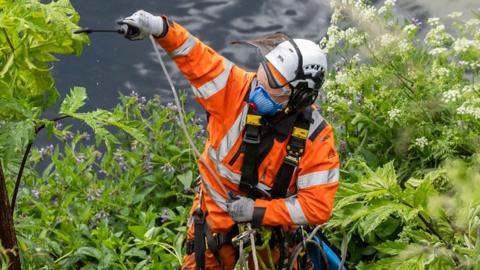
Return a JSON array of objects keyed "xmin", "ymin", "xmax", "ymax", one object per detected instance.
[
  {"xmin": 226, "ymin": 196, "xmax": 255, "ymax": 223},
  {"xmin": 118, "ymin": 10, "xmax": 165, "ymax": 40}
]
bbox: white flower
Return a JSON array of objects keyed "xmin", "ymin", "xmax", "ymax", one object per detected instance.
[
  {"xmin": 429, "ymin": 47, "xmax": 448, "ymax": 56},
  {"xmin": 427, "ymin": 17, "xmax": 440, "ymax": 26},
  {"xmin": 351, "ymin": 53, "xmax": 361, "ymax": 63},
  {"xmin": 414, "ymin": 137, "xmax": 429, "ymax": 149},
  {"xmin": 433, "ymin": 67, "xmax": 450, "ymax": 78},
  {"xmin": 378, "ymin": 6, "xmax": 386, "ymax": 15},
  {"xmin": 465, "ymin": 18, "xmax": 480, "ymax": 28},
  {"xmin": 379, "ymin": 33, "xmax": 395, "ymax": 47},
  {"xmin": 335, "ymin": 71, "xmax": 348, "ymax": 85},
  {"xmin": 388, "ymin": 108, "xmax": 401, "ymax": 121},
  {"xmin": 359, "ymin": 6, "xmax": 376, "ymax": 22},
  {"xmin": 425, "ymin": 24, "xmax": 453, "ymax": 47},
  {"xmin": 453, "ymin": 38, "xmax": 475, "ymax": 53},
  {"xmin": 326, "ymin": 91, "xmax": 341, "ymax": 103},
  {"xmin": 403, "ymin": 24, "xmax": 418, "ymax": 34},
  {"xmin": 447, "ymin": 12, "xmax": 463, "ymax": 19},
  {"xmin": 398, "ymin": 40, "xmax": 410, "ymax": 53},
  {"xmin": 457, "ymin": 102, "xmax": 480, "ymax": 119},
  {"xmin": 442, "ymin": 89, "xmax": 460, "ymax": 103},
  {"xmin": 385, "ymin": 0, "xmax": 396, "ymax": 7},
  {"xmin": 331, "ymin": 9, "xmax": 342, "ymax": 24},
  {"xmin": 344, "ymin": 28, "xmax": 364, "ymax": 46}
]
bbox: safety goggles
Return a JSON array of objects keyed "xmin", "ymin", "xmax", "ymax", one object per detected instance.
[{"xmin": 232, "ymin": 32, "xmax": 306, "ymax": 88}]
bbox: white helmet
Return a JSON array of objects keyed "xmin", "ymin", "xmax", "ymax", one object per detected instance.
[
  {"xmin": 231, "ymin": 33, "xmax": 327, "ymax": 111},
  {"xmin": 265, "ymin": 38, "xmax": 327, "ymax": 91}
]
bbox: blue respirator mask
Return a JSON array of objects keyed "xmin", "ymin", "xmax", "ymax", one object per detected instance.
[{"xmin": 248, "ymin": 85, "xmax": 284, "ymax": 116}]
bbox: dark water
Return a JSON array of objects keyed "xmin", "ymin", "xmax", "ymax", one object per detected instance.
[
  {"xmin": 41, "ymin": 0, "xmax": 477, "ymax": 147},
  {"xmin": 49, "ymin": 0, "xmax": 331, "ymax": 115}
]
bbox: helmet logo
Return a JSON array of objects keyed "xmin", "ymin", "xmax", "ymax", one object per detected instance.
[{"xmin": 277, "ymin": 55, "xmax": 284, "ymax": 62}]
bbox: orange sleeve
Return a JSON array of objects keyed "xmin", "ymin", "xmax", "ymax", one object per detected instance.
[
  {"xmin": 155, "ymin": 17, "xmax": 254, "ymax": 122},
  {"xmin": 254, "ymin": 123, "xmax": 340, "ymax": 226}
]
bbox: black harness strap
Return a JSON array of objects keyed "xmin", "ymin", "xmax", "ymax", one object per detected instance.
[
  {"xmin": 239, "ymin": 110, "xmax": 272, "ymax": 199},
  {"xmin": 270, "ymin": 114, "xmax": 310, "ymax": 198},
  {"xmin": 193, "ymin": 209, "xmax": 206, "ymax": 270}
]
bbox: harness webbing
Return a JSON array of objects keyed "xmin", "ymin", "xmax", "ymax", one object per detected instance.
[
  {"xmin": 239, "ymin": 107, "xmax": 311, "ymax": 200},
  {"xmin": 270, "ymin": 116, "xmax": 310, "ymax": 198}
]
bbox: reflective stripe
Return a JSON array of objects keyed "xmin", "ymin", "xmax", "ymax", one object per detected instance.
[
  {"xmin": 197, "ymin": 60, "xmax": 233, "ymax": 98},
  {"xmin": 206, "ymin": 103, "xmax": 249, "ymax": 185},
  {"xmin": 297, "ymin": 168, "xmax": 339, "ymax": 189},
  {"xmin": 257, "ymin": 182, "xmax": 271, "ymax": 191},
  {"xmin": 208, "ymin": 146, "xmax": 241, "ymax": 184},
  {"xmin": 285, "ymin": 196, "xmax": 308, "ymax": 224},
  {"xmin": 202, "ymin": 179, "xmax": 228, "ymax": 212},
  {"xmin": 217, "ymin": 104, "xmax": 249, "ymax": 161},
  {"xmin": 168, "ymin": 34, "xmax": 197, "ymax": 58},
  {"xmin": 308, "ymin": 110, "xmax": 325, "ymax": 138}
]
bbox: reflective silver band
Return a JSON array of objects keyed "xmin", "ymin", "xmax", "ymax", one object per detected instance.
[
  {"xmin": 197, "ymin": 60, "xmax": 233, "ymax": 99},
  {"xmin": 285, "ymin": 196, "xmax": 308, "ymax": 225},
  {"xmin": 297, "ymin": 168, "xmax": 339, "ymax": 189},
  {"xmin": 308, "ymin": 109, "xmax": 325, "ymax": 138},
  {"xmin": 202, "ymin": 178, "xmax": 228, "ymax": 212},
  {"xmin": 168, "ymin": 34, "xmax": 197, "ymax": 58},
  {"xmin": 208, "ymin": 146, "xmax": 241, "ymax": 184},
  {"xmin": 217, "ymin": 104, "xmax": 249, "ymax": 161}
]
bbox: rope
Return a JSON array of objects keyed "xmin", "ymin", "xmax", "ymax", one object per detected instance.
[{"xmin": 149, "ymin": 35, "xmax": 259, "ymax": 270}]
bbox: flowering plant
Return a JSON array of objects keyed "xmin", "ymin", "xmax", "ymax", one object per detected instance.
[{"xmin": 320, "ymin": 1, "xmax": 480, "ymax": 269}]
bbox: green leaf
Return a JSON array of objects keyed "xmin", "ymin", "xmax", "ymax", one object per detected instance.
[
  {"xmin": 374, "ymin": 241, "xmax": 408, "ymax": 255},
  {"xmin": 128, "ymin": 226, "xmax": 147, "ymax": 240},
  {"xmin": 0, "ymin": 98, "xmax": 31, "ymax": 121},
  {"xmin": 413, "ymin": 178, "xmax": 437, "ymax": 207},
  {"xmin": 177, "ymin": 170, "xmax": 193, "ymax": 188},
  {"xmin": 75, "ymin": 247, "xmax": 102, "ymax": 260},
  {"xmin": 359, "ymin": 202, "xmax": 409, "ymax": 236},
  {"xmin": 60, "ymin": 87, "xmax": 86, "ymax": 115}
]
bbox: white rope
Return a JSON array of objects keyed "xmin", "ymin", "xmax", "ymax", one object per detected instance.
[
  {"xmin": 149, "ymin": 35, "xmax": 259, "ymax": 270},
  {"xmin": 148, "ymin": 35, "xmax": 229, "ymax": 196},
  {"xmin": 247, "ymin": 223, "xmax": 259, "ymax": 270}
]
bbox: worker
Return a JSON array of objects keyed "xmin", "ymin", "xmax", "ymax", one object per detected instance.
[{"xmin": 119, "ymin": 10, "xmax": 340, "ymax": 270}]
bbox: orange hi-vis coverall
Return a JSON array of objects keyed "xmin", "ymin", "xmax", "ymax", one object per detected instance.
[{"xmin": 155, "ymin": 18, "xmax": 340, "ymax": 269}]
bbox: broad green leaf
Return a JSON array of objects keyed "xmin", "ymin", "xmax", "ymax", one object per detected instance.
[
  {"xmin": 374, "ymin": 240, "xmax": 408, "ymax": 255},
  {"xmin": 75, "ymin": 247, "xmax": 102, "ymax": 260},
  {"xmin": 128, "ymin": 225, "xmax": 147, "ymax": 240},
  {"xmin": 177, "ymin": 170, "xmax": 193, "ymax": 188},
  {"xmin": 359, "ymin": 202, "xmax": 409, "ymax": 236}
]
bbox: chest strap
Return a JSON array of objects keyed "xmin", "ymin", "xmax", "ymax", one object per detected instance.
[
  {"xmin": 238, "ymin": 111, "xmax": 271, "ymax": 199},
  {"xmin": 270, "ymin": 115, "xmax": 310, "ymax": 198},
  {"xmin": 239, "ymin": 107, "xmax": 311, "ymax": 199}
]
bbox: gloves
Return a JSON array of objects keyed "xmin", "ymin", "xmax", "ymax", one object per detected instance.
[
  {"xmin": 118, "ymin": 10, "xmax": 165, "ymax": 40},
  {"xmin": 226, "ymin": 196, "xmax": 255, "ymax": 223}
]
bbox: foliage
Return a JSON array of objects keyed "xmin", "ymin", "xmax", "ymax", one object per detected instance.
[
  {"xmin": 327, "ymin": 159, "xmax": 479, "ymax": 269},
  {"xmin": 320, "ymin": 0, "xmax": 480, "ymax": 181},
  {"xmin": 0, "ymin": 247, "xmax": 8, "ymax": 270},
  {"xmin": 13, "ymin": 93, "xmax": 203, "ymax": 269},
  {"xmin": 320, "ymin": 1, "xmax": 480, "ymax": 269},
  {"xmin": 0, "ymin": 0, "xmax": 89, "ymax": 173},
  {"xmin": 0, "ymin": 1, "xmax": 202, "ymax": 268}
]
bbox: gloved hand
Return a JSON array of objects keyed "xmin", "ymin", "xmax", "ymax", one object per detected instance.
[
  {"xmin": 226, "ymin": 196, "xmax": 255, "ymax": 223},
  {"xmin": 118, "ymin": 10, "xmax": 165, "ymax": 40}
]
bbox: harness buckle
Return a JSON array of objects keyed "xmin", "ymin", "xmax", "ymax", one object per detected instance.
[
  {"xmin": 284, "ymin": 154, "xmax": 299, "ymax": 166},
  {"xmin": 239, "ymin": 182, "xmax": 272, "ymax": 199},
  {"xmin": 243, "ymin": 129, "xmax": 261, "ymax": 144}
]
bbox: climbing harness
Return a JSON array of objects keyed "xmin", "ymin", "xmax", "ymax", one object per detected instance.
[{"xmin": 74, "ymin": 27, "xmax": 345, "ymax": 270}]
